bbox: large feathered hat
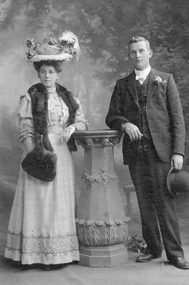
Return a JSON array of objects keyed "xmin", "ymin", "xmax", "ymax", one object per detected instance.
[{"xmin": 26, "ymin": 31, "xmax": 81, "ymax": 62}]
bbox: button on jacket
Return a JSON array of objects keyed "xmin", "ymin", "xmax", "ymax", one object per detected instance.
[{"xmin": 106, "ymin": 68, "xmax": 185, "ymax": 165}]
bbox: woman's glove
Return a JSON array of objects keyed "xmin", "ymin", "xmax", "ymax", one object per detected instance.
[
  {"xmin": 23, "ymin": 137, "xmax": 34, "ymax": 153},
  {"xmin": 62, "ymin": 125, "xmax": 76, "ymax": 143}
]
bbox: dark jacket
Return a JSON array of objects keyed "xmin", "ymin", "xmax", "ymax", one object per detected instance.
[{"xmin": 106, "ymin": 68, "xmax": 185, "ymax": 165}]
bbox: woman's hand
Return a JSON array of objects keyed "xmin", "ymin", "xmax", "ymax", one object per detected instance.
[
  {"xmin": 62, "ymin": 125, "xmax": 76, "ymax": 142},
  {"xmin": 122, "ymin": 122, "xmax": 143, "ymax": 141},
  {"xmin": 24, "ymin": 137, "xmax": 34, "ymax": 153}
]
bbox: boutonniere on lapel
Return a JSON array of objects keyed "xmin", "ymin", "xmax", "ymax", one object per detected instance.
[{"xmin": 154, "ymin": 75, "xmax": 166, "ymax": 85}]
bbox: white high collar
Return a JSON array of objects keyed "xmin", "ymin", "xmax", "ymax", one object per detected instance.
[
  {"xmin": 135, "ymin": 65, "xmax": 151, "ymax": 84},
  {"xmin": 46, "ymin": 86, "xmax": 56, "ymax": 94}
]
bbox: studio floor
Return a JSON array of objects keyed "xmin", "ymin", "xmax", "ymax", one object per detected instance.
[{"xmin": 0, "ymin": 174, "xmax": 189, "ymax": 285}]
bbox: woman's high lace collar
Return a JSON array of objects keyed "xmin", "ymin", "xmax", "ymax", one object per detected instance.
[{"xmin": 46, "ymin": 86, "xmax": 56, "ymax": 94}]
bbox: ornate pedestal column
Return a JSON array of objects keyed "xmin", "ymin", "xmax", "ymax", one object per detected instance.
[{"xmin": 73, "ymin": 130, "xmax": 130, "ymax": 267}]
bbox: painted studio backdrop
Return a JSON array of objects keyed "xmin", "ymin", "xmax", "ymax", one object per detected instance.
[{"xmin": 0, "ymin": 0, "xmax": 189, "ymax": 192}]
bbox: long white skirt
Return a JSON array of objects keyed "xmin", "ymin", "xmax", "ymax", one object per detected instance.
[{"xmin": 4, "ymin": 134, "xmax": 79, "ymax": 265}]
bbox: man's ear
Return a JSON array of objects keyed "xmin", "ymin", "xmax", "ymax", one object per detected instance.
[{"xmin": 149, "ymin": 49, "xmax": 153, "ymax": 58}]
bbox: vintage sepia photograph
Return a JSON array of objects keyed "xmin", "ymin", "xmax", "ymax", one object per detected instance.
[{"xmin": 0, "ymin": 0, "xmax": 189, "ymax": 284}]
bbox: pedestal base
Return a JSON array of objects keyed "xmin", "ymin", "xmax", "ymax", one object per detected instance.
[
  {"xmin": 79, "ymin": 244, "xmax": 128, "ymax": 268},
  {"xmin": 74, "ymin": 130, "xmax": 129, "ymax": 268}
]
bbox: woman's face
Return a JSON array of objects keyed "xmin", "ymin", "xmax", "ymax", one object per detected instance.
[{"xmin": 38, "ymin": 65, "xmax": 59, "ymax": 88}]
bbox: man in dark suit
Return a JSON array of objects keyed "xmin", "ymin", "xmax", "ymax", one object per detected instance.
[{"xmin": 106, "ymin": 36, "xmax": 189, "ymax": 269}]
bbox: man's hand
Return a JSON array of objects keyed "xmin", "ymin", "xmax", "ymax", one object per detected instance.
[
  {"xmin": 171, "ymin": 154, "xmax": 183, "ymax": 170},
  {"xmin": 122, "ymin": 122, "xmax": 143, "ymax": 141}
]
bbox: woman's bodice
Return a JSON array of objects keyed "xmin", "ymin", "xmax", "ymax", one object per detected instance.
[
  {"xmin": 47, "ymin": 90, "xmax": 69, "ymax": 135},
  {"xmin": 17, "ymin": 87, "xmax": 88, "ymax": 142}
]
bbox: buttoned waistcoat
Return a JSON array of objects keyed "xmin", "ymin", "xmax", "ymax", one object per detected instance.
[{"xmin": 106, "ymin": 68, "xmax": 185, "ymax": 165}]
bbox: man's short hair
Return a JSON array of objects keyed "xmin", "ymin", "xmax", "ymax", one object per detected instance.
[{"xmin": 128, "ymin": 36, "xmax": 151, "ymax": 51}]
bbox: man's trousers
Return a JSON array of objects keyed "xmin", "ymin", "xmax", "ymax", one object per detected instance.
[{"xmin": 128, "ymin": 139, "xmax": 184, "ymax": 260}]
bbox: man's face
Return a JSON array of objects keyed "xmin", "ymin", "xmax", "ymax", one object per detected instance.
[{"xmin": 128, "ymin": 41, "xmax": 153, "ymax": 71}]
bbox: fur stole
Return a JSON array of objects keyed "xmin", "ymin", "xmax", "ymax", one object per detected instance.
[{"xmin": 28, "ymin": 82, "xmax": 79, "ymax": 152}]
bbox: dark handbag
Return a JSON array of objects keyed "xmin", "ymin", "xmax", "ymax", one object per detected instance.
[{"xmin": 22, "ymin": 147, "xmax": 57, "ymax": 182}]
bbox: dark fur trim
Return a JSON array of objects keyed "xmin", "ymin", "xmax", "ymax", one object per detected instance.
[
  {"xmin": 55, "ymin": 83, "xmax": 79, "ymax": 152},
  {"xmin": 28, "ymin": 83, "xmax": 79, "ymax": 152},
  {"xmin": 55, "ymin": 83, "xmax": 79, "ymax": 125}
]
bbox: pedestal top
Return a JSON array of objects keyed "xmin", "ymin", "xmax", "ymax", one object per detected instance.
[
  {"xmin": 73, "ymin": 129, "xmax": 122, "ymax": 147},
  {"xmin": 73, "ymin": 129, "xmax": 122, "ymax": 139}
]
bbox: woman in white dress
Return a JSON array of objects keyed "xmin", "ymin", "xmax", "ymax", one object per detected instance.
[{"xmin": 4, "ymin": 33, "xmax": 88, "ymax": 270}]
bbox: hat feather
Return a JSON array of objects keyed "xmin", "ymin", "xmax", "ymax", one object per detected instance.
[{"xmin": 58, "ymin": 31, "xmax": 81, "ymax": 61}]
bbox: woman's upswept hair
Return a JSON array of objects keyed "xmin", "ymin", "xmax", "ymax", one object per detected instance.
[{"xmin": 33, "ymin": 60, "xmax": 63, "ymax": 73}]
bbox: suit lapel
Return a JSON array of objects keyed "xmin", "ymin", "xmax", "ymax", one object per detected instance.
[
  {"xmin": 147, "ymin": 68, "xmax": 158, "ymax": 102},
  {"xmin": 125, "ymin": 68, "xmax": 159, "ymax": 105},
  {"xmin": 126, "ymin": 71, "xmax": 139, "ymax": 107}
]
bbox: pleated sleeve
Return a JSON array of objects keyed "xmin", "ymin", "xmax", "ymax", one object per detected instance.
[{"xmin": 16, "ymin": 94, "xmax": 34, "ymax": 143}]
